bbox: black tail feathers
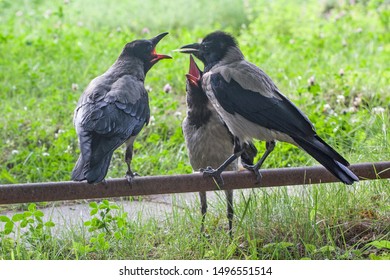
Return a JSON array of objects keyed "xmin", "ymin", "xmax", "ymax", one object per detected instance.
[
  {"xmin": 71, "ymin": 152, "xmax": 113, "ymax": 184},
  {"xmin": 293, "ymin": 135, "xmax": 359, "ymax": 185},
  {"xmin": 71, "ymin": 155, "xmax": 85, "ymax": 181}
]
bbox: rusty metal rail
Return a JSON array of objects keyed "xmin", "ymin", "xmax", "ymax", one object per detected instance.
[{"xmin": 0, "ymin": 161, "xmax": 389, "ymax": 205}]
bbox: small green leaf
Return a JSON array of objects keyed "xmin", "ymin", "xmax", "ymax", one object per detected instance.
[
  {"xmin": 36, "ymin": 223, "xmax": 43, "ymax": 230},
  {"xmin": 28, "ymin": 203, "xmax": 36, "ymax": 212},
  {"xmin": 11, "ymin": 213, "xmax": 25, "ymax": 222},
  {"xmin": 4, "ymin": 221, "xmax": 14, "ymax": 234},
  {"xmin": 369, "ymin": 253, "xmax": 390, "ymax": 260},
  {"xmin": 44, "ymin": 221, "xmax": 55, "ymax": 227},
  {"xmin": 369, "ymin": 240, "xmax": 390, "ymax": 250},
  {"xmin": 114, "ymin": 231, "xmax": 122, "ymax": 240},
  {"xmin": 20, "ymin": 219, "xmax": 28, "ymax": 228},
  {"xmin": 84, "ymin": 221, "xmax": 91, "ymax": 226},
  {"xmin": 117, "ymin": 220, "xmax": 124, "ymax": 228},
  {"xmin": 24, "ymin": 212, "xmax": 32, "ymax": 218},
  {"xmin": 0, "ymin": 215, "xmax": 11, "ymax": 223},
  {"xmin": 90, "ymin": 208, "xmax": 98, "ymax": 216},
  {"xmin": 99, "ymin": 204, "xmax": 108, "ymax": 210},
  {"xmin": 89, "ymin": 202, "xmax": 98, "ymax": 209},
  {"xmin": 34, "ymin": 210, "xmax": 44, "ymax": 218}
]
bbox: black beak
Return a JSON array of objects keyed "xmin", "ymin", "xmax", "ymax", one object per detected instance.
[
  {"xmin": 149, "ymin": 32, "xmax": 172, "ymax": 63},
  {"xmin": 179, "ymin": 43, "xmax": 200, "ymax": 54},
  {"xmin": 150, "ymin": 32, "xmax": 169, "ymax": 47}
]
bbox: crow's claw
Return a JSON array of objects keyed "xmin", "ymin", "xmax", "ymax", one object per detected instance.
[
  {"xmin": 243, "ymin": 164, "xmax": 262, "ymax": 184},
  {"xmin": 199, "ymin": 166, "xmax": 212, "ymax": 173},
  {"xmin": 200, "ymin": 166, "xmax": 224, "ymax": 186},
  {"xmin": 125, "ymin": 171, "xmax": 140, "ymax": 185}
]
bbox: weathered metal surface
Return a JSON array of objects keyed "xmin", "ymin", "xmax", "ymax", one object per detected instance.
[{"xmin": 0, "ymin": 161, "xmax": 389, "ymax": 205}]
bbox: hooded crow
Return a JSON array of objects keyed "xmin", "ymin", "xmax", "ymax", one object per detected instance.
[
  {"xmin": 179, "ymin": 31, "xmax": 359, "ymax": 185},
  {"xmin": 182, "ymin": 55, "xmax": 257, "ymax": 235},
  {"xmin": 72, "ymin": 32, "xmax": 171, "ymax": 184}
]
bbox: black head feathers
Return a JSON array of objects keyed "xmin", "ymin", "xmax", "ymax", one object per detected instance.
[{"xmin": 202, "ymin": 31, "xmax": 238, "ymax": 49}]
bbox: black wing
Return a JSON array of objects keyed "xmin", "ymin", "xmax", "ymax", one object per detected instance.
[
  {"xmin": 209, "ymin": 71, "xmax": 350, "ymax": 167},
  {"xmin": 75, "ymin": 75, "xmax": 150, "ymax": 169},
  {"xmin": 210, "ymin": 72, "xmax": 315, "ymax": 138}
]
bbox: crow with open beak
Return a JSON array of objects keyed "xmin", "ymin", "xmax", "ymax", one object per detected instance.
[
  {"xmin": 182, "ymin": 55, "xmax": 257, "ymax": 235},
  {"xmin": 72, "ymin": 32, "xmax": 171, "ymax": 184},
  {"xmin": 179, "ymin": 31, "xmax": 359, "ymax": 185}
]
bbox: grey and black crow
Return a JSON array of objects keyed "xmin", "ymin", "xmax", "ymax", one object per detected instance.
[
  {"xmin": 179, "ymin": 31, "xmax": 359, "ymax": 185},
  {"xmin": 72, "ymin": 32, "xmax": 171, "ymax": 183},
  {"xmin": 182, "ymin": 55, "xmax": 257, "ymax": 235}
]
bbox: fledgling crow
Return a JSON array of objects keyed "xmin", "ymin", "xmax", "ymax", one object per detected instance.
[
  {"xmin": 182, "ymin": 55, "xmax": 257, "ymax": 235},
  {"xmin": 72, "ymin": 32, "xmax": 171, "ymax": 184},
  {"xmin": 179, "ymin": 31, "xmax": 359, "ymax": 185}
]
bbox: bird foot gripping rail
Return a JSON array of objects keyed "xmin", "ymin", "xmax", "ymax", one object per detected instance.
[{"xmin": 0, "ymin": 162, "xmax": 389, "ymax": 205}]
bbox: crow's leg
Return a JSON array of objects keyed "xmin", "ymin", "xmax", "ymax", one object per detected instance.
[
  {"xmin": 225, "ymin": 189, "xmax": 233, "ymax": 238},
  {"xmin": 243, "ymin": 141, "xmax": 275, "ymax": 183},
  {"xmin": 199, "ymin": 191, "xmax": 208, "ymax": 236},
  {"xmin": 240, "ymin": 142, "xmax": 258, "ymax": 166},
  {"xmin": 201, "ymin": 137, "xmax": 244, "ymax": 186},
  {"xmin": 125, "ymin": 136, "xmax": 138, "ymax": 184}
]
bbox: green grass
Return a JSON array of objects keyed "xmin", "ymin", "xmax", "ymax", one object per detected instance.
[
  {"xmin": 0, "ymin": 0, "xmax": 389, "ymax": 259},
  {"xmin": 1, "ymin": 183, "xmax": 389, "ymax": 260}
]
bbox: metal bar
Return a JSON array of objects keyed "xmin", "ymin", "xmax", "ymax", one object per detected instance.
[{"xmin": 0, "ymin": 161, "xmax": 389, "ymax": 205}]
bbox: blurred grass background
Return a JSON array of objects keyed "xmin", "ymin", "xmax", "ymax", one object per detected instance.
[{"xmin": 0, "ymin": 0, "xmax": 389, "ymax": 260}]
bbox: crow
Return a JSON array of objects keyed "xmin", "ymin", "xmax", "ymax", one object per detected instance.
[
  {"xmin": 182, "ymin": 55, "xmax": 257, "ymax": 235},
  {"xmin": 72, "ymin": 32, "xmax": 171, "ymax": 183},
  {"xmin": 179, "ymin": 31, "xmax": 359, "ymax": 185}
]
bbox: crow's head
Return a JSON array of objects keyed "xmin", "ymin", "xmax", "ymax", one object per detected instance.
[
  {"xmin": 121, "ymin": 32, "xmax": 172, "ymax": 73},
  {"xmin": 179, "ymin": 31, "xmax": 238, "ymax": 68}
]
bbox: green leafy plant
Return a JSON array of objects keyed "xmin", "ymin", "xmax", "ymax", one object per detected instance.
[
  {"xmin": 72, "ymin": 200, "xmax": 132, "ymax": 257},
  {"xmin": 0, "ymin": 203, "xmax": 55, "ymax": 239},
  {"xmin": 84, "ymin": 200, "xmax": 129, "ymax": 237},
  {"xmin": 0, "ymin": 203, "xmax": 55, "ymax": 258},
  {"xmin": 367, "ymin": 240, "xmax": 390, "ymax": 260}
]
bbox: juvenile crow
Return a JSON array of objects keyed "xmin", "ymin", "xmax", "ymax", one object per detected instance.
[
  {"xmin": 182, "ymin": 55, "xmax": 257, "ymax": 235},
  {"xmin": 179, "ymin": 31, "xmax": 359, "ymax": 185},
  {"xmin": 72, "ymin": 32, "xmax": 171, "ymax": 183}
]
